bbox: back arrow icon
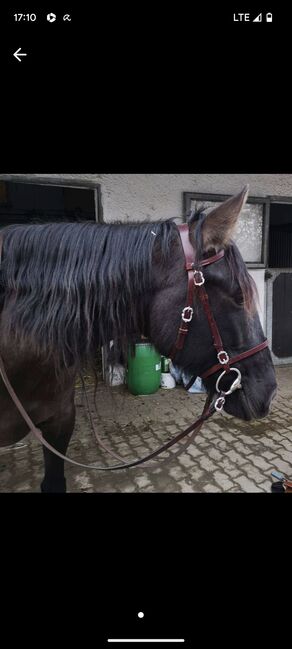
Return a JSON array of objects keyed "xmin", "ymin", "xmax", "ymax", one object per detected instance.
[{"xmin": 13, "ymin": 48, "xmax": 27, "ymax": 62}]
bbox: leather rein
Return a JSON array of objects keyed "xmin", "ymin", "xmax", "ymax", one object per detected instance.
[{"xmin": 0, "ymin": 226, "xmax": 269, "ymax": 472}]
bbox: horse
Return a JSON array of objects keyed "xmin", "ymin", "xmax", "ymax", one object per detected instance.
[{"xmin": 0, "ymin": 185, "xmax": 277, "ymax": 492}]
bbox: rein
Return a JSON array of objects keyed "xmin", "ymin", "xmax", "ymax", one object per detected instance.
[{"xmin": 0, "ymin": 226, "xmax": 269, "ymax": 472}]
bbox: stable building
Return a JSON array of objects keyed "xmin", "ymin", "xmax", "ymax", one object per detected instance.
[{"xmin": 0, "ymin": 173, "xmax": 292, "ymax": 366}]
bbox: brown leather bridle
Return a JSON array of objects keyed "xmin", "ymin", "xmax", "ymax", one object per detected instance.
[
  {"xmin": 0, "ymin": 225, "xmax": 269, "ymax": 473},
  {"xmin": 170, "ymin": 224, "xmax": 269, "ymax": 412}
]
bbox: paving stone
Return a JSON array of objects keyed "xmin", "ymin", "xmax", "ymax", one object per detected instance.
[
  {"xmin": 169, "ymin": 467, "xmax": 188, "ymax": 480},
  {"xmin": 213, "ymin": 471, "xmax": 234, "ymax": 490},
  {"xmin": 234, "ymin": 476, "xmax": 264, "ymax": 492},
  {"xmin": 178, "ymin": 454, "xmax": 196, "ymax": 468},
  {"xmin": 227, "ymin": 469, "xmax": 242, "ymax": 478},
  {"xmin": 249, "ymin": 456, "xmax": 273, "ymax": 471},
  {"xmin": 269, "ymin": 459, "xmax": 292, "ymax": 475},
  {"xmin": 260, "ymin": 480, "xmax": 273, "ymax": 492},
  {"xmin": 219, "ymin": 432, "xmax": 238, "ymax": 443},
  {"xmin": 279, "ymin": 450, "xmax": 292, "ymax": 463},
  {"xmin": 1, "ymin": 365, "xmax": 292, "ymax": 493},
  {"xmin": 186, "ymin": 446, "xmax": 203, "ymax": 459},
  {"xmin": 208, "ymin": 448, "xmax": 224, "ymax": 462},
  {"xmin": 262, "ymin": 451, "xmax": 277, "ymax": 460},
  {"xmin": 240, "ymin": 463, "xmax": 269, "ymax": 483},
  {"xmin": 234, "ymin": 442, "xmax": 253, "ymax": 455},
  {"xmin": 225, "ymin": 450, "xmax": 247, "ymax": 466},
  {"xmin": 202, "ymin": 484, "xmax": 222, "ymax": 493},
  {"xmin": 177, "ymin": 480, "xmax": 198, "ymax": 493},
  {"xmin": 236, "ymin": 434, "xmax": 259, "ymax": 445},
  {"xmin": 186, "ymin": 467, "xmax": 204, "ymax": 480},
  {"xmin": 198, "ymin": 456, "xmax": 218, "ymax": 472}
]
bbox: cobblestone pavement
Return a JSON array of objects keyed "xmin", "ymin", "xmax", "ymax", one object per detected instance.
[{"xmin": 0, "ymin": 366, "xmax": 291, "ymax": 493}]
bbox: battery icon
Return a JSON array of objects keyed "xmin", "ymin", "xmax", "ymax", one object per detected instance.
[{"xmin": 266, "ymin": 13, "xmax": 273, "ymax": 22}]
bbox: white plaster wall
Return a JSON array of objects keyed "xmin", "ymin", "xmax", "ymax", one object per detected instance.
[
  {"xmin": 97, "ymin": 174, "xmax": 292, "ymax": 223},
  {"xmin": 1, "ymin": 174, "xmax": 292, "ymax": 223}
]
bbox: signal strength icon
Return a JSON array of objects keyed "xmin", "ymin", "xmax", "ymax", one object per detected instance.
[{"xmin": 253, "ymin": 13, "xmax": 262, "ymax": 22}]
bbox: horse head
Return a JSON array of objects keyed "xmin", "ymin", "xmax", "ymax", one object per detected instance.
[{"xmin": 150, "ymin": 186, "xmax": 277, "ymax": 421}]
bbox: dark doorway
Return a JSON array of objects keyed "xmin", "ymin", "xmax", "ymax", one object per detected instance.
[
  {"xmin": 0, "ymin": 180, "xmax": 97, "ymax": 227},
  {"xmin": 272, "ymin": 273, "xmax": 292, "ymax": 357},
  {"xmin": 267, "ymin": 201, "xmax": 292, "ymax": 361},
  {"xmin": 268, "ymin": 202, "xmax": 292, "ymax": 268}
]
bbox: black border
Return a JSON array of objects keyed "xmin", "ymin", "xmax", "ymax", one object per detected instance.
[
  {"xmin": 2, "ymin": 493, "xmax": 290, "ymax": 646},
  {"xmin": 1, "ymin": 4, "xmax": 290, "ymax": 641}
]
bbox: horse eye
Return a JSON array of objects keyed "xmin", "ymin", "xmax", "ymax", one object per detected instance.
[
  {"xmin": 234, "ymin": 288, "xmax": 244, "ymax": 304},
  {"xmin": 203, "ymin": 247, "xmax": 216, "ymax": 259}
]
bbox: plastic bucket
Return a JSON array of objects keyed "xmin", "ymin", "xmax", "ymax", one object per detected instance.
[{"xmin": 127, "ymin": 343, "xmax": 161, "ymax": 395}]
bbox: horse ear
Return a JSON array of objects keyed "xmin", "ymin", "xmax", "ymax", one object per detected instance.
[{"xmin": 191, "ymin": 185, "xmax": 249, "ymax": 251}]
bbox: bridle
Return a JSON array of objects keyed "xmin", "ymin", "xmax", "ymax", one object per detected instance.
[
  {"xmin": 170, "ymin": 224, "xmax": 269, "ymax": 413},
  {"xmin": 0, "ymin": 226, "xmax": 269, "ymax": 473}
]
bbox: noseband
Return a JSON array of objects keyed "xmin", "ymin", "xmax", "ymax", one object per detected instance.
[
  {"xmin": 170, "ymin": 224, "xmax": 269, "ymax": 412},
  {"xmin": 0, "ymin": 227, "xmax": 270, "ymax": 473}
]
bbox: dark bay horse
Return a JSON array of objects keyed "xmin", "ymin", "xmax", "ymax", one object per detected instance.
[{"xmin": 0, "ymin": 186, "xmax": 277, "ymax": 492}]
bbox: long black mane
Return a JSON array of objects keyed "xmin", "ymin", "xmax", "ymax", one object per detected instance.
[
  {"xmin": 0, "ymin": 215, "xmax": 257, "ymax": 374},
  {"xmin": 0, "ymin": 220, "xmax": 178, "ymax": 372}
]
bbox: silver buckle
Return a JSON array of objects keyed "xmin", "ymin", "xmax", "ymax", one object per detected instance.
[
  {"xmin": 215, "ymin": 396, "xmax": 225, "ymax": 412},
  {"xmin": 217, "ymin": 350, "xmax": 230, "ymax": 365},
  {"xmin": 181, "ymin": 306, "xmax": 193, "ymax": 323},
  {"xmin": 216, "ymin": 367, "xmax": 242, "ymax": 396},
  {"xmin": 193, "ymin": 270, "xmax": 205, "ymax": 286}
]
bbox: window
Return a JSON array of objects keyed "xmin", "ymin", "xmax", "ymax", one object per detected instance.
[
  {"xmin": 183, "ymin": 192, "xmax": 269, "ymax": 268},
  {"xmin": 0, "ymin": 180, "xmax": 102, "ymax": 228}
]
